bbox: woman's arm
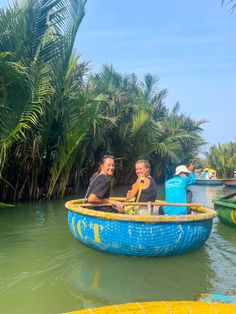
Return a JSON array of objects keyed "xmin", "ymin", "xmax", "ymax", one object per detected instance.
[
  {"xmin": 126, "ymin": 177, "xmax": 149, "ymax": 200},
  {"xmin": 87, "ymin": 193, "xmax": 124, "ymax": 213},
  {"xmin": 186, "ymin": 164, "xmax": 196, "ymax": 185},
  {"xmin": 126, "ymin": 180, "xmax": 140, "ymax": 200},
  {"xmin": 87, "ymin": 175, "xmax": 111, "ymax": 203},
  {"xmin": 87, "ymin": 193, "xmax": 109, "ymax": 204}
]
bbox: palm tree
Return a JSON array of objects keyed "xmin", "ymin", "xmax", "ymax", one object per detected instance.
[
  {"xmin": 0, "ymin": 0, "xmax": 88, "ymax": 201},
  {"xmin": 84, "ymin": 66, "xmax": 206, "ymax": 184},
  {"xmin": 205, "ymin": 142, "xmax": 236, "ymax": 178},
  {"xmin": 222, "ymin": 0, "xmax": 236, "ymax": 13},
  {"xmin": 0, "ymin": 1, "xmax": 206, "ymax": 201}
]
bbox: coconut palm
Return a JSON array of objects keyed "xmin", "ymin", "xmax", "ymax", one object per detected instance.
[
  {"xmin": 0, "ymin": 0, "xmax": 206, "ymax": 201},
  {"xmin": 84, "ymin": 66, "xmax": 206, "ymax": 184},
  {"xmin": 222, "ymin": 0, "xmax": 236, "ymax": 13},
  {"xmin": 0, "ymin": 0, "xmax": 87, "ymax": 201},
  {"xmin": 205, "ymin": 142, "xmax": 236, "ymax": 178}
]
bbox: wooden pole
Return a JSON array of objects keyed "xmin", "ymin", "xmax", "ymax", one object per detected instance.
[{"xmin": 79, "ymin": 201, "xmax": 204, "ymax": 208}]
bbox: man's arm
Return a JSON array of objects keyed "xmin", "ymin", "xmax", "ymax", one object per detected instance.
[{"xmin": 187, "ymin": 164, "xmax": 196, "ymax": 185}]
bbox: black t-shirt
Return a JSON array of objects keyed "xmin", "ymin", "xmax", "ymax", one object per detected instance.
[
  {"xmin": 87, "ymin": 174, "xmax": 112, "ymax": 199},
  {"xmin": 139, "ymin": 177, "xmax": 157, "ymax": 202}
]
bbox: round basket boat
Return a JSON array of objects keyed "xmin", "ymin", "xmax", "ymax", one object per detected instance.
[
  {"xmin": 63, "ymin": 301, "xmax": 236, "ymax": 314},
  {"xmin": 65, "ymin": 198, "xmax": 216, "ymax": 257},
  {"xmin": 213, "ymin": 198, "xmax": 236, "ymax": 228}
]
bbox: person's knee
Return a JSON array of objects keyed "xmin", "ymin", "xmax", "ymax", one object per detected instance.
[
  {"xmin": 187, "ymin": 207, "xmax": 192, "ymax": 215},
  {"xmin": 187, "ymin": 190, "xmax": 193, "ymax": 203},
  {"xmin": 158, "ymin": 206, "xmax": 165, "ymax": 215}
]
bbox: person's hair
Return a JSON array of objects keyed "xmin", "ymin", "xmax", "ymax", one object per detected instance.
[
  {"xmin": 91, "ymin": 155, "xmax": 115, "ymax": 179},
  {"xmin": 135, "ymin": 159, "xmax": 151, "ymax": 175}
]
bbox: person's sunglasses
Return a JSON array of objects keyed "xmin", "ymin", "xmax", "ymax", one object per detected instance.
[{"xmin": 102, "ymin": 155, "xmax": 114, "ymax": 160}]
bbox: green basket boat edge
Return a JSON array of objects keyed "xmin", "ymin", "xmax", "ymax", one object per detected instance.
[{"xmin": 213, "ymin": 199, "xmax": 236, "ymax": 209}]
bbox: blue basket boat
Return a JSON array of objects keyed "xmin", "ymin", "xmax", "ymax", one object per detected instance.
[{"xmin": 65, "ymin": 198, "xmax": 216, "ymax": 257}]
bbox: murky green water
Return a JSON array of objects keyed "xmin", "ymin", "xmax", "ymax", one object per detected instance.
[{"xmin": 0, "ymin": 185, "xmax": 236, "ymax": 314}]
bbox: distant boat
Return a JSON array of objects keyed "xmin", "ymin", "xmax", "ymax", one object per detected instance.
[
  {"xmin": 223, "ymin": 180, "xmax": 236, "ymax": 188},
  {"xmin": 195, "ymin": 178, "xmax": 235, "ymax": 186},
  {"xmin": 197, "ymin": 293, "xmax": 236, "ymax": 304},
  {"xmin": 195, "ymin": 179, "xmax": 224, "ymax": 185},
  {"xmin": 213, "ymin": 192, "xmax": 236, "ymax": 228},
  {"xmin": 65, "ymin": 197, "xmax": 216, "ymax": 257}
]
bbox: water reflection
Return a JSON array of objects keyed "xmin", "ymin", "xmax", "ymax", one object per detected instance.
[
  {"xmin": 189, "ymin": 185, "xmax": 224, "ymax": 208},
  {"xmin": 67, "ymin": 240, "xmax": 214, "ymax": 306},
  {"xmin": 216, "ymin": 221, "xmax": 236, "ymax": 246},
  {"xmin": 206, "ymin": 221, "xmax": 236, "ymax": 295}
]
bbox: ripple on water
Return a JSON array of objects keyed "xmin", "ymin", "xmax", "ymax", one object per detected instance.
[{"xmin": 205, "ymin": 220, "xmax": 236, "ymax": 294}]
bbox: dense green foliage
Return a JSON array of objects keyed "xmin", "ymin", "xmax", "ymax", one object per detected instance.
[
  {"xmin": 205, "ymin": 142, "xmax": 236, "ymax": 178},
  {"xmin": 0, "ymin": 0, "xmax": 206, "ymax": 201}
]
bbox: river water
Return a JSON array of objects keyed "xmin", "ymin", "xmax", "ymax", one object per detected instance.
[{"xmin": 0, "ymin": 185, "xmax": 236, "ymax": 314}]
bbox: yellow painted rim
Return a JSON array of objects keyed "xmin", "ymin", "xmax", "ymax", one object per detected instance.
[
  {"xmin": 230, "ymin": 211, "xmax": 236, "ymax": 224},
  {"xmin": 65, "ymin": 198, "xmax": 216, "ymax": 223},
  {"xmin": 63, "ymin": 301, "xmax": 236, "ymax": 314}
]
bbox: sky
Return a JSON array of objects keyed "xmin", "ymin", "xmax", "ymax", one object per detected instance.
[{"xmin": 1, "ymin": 0, "xmax": 236, "ymax": 151}]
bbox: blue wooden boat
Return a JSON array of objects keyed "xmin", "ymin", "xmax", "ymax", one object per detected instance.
[
  {"xmin": 198, "ymin": 293, "xmax": 236, "ymax": 304},
  {"xmin": 65, "ymin": 198, "xmax": 216, "ymax": 257},
  {"xmin": 195, "ymin": 178, "xmax": 236, "ymax": 186},
  {"xmin": 223, "ymin": 180, "xmax": 236, "ymax": 188},
  {"xmin": 195, "ymin": 179, "xmax": 225, "ymax": 185}
]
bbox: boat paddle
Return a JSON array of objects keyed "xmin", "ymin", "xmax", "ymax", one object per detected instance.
[{"xmin": 220, "ymin": 192, "xmax": 236, "ymax": 200}]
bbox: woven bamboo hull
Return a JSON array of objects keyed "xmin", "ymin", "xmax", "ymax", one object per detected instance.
[
  {"xmin": 67, "ymin": 211, "xmax": 212, "ymax": 256},
  {"xmin": 213, "ymin": 199, "xmax": 236, "ymax": 228},
  {"xmin": 66, "ymin": 199, "xmax": 215, "ymax": 257},
  {"xmin": 63, "ymin": 301, "xmax": 236, "ymax": 314}
]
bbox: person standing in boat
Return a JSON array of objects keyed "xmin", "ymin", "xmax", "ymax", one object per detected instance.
[
  {"xmin": 85, "ymin": 155, "xmax": 124, "ymax": 213},
  {"xmin": 160, "ymin": 164, "xmax": 196, "ymax": 215},
  {"xmin": 201, "ymin": 168, "xmax": 209, "ymax": 179},
  {"xmin": 126, "ymin": 160, "xmax": 157, "ymax": 202}
]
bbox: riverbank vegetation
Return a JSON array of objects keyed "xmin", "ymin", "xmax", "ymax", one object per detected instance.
[
  {"xmin": 0, "ymin": 0, "xmax": 206, "ymax": 202},
  {"xmin": 204, "ymin": 142, "xmax": 236, "ymax": 178}
]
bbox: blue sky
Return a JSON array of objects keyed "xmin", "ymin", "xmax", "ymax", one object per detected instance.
[{"xmin": 1, "ymin": 0, "xmax": 236, "ymax": 151}]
